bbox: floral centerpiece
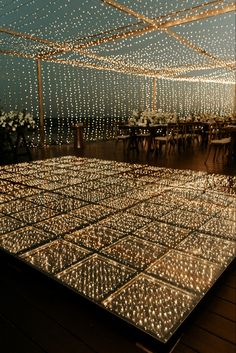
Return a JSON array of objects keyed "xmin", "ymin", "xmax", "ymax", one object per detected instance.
[
  {"xmin": 128, "ymin": 110, "xmax": 141, "ymax": 125},
  {"xmin": 128, "ymin": 109, "xmax": 157, "ymax": 125},
  {"xmin": 128, "ymin": 109, "xmax": 178, "ymax": 125},
  {"xmin": 0, "ymin": 110, "xmax": 36, "ymax": 132}
]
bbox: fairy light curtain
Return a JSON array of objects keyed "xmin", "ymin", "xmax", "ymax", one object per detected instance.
[{"xmin": 0, "ymin": 0, "xmax": 235, "ymax": 145}]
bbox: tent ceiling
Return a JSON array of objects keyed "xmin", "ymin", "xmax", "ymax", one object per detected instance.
[{"xmin": 0, "ymin": 0, "xmax": 235, "ymax": 83}]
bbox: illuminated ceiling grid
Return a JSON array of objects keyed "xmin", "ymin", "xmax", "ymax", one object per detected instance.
[{"xmin": 0, "ymin": 0, "xmax": 235, "ymax": 83}]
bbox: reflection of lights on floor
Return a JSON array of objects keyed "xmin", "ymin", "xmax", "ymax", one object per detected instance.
[{"xmin": 0, "ymin": 156, "xmax": 235, "ymax": 343}]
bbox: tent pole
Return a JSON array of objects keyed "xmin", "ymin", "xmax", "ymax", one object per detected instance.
[
  {"xmin": 233, "ymin": 84, "xmax": 236, "ymax": 119},
  {"xmin": 36, "ymin": 59, "xmax": 45, "ymax": 146},
  {"xmin": 152, "ymin": 78, "xmax": 157, "ymax": 111}
]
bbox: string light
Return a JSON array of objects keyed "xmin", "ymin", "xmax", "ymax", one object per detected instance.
[{"xmin": 0, "ymin": 0, "xmax": 235, "ymax": 145}]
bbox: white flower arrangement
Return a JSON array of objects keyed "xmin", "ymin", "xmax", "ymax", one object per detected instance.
[
  {"xmin": 129, "ymin": 109, "xmax": 178, "ymax": 125},
  {"xmin": 0, "ymin": 110, "xmax": 36, "ymax": 132},
  {"xmin": 128, "ymin": 109, "xmax": 232, "ymax": 126}
]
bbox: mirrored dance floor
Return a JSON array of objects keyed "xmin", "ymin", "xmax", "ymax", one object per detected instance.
[{"xmin": 0, "ymin": 156, "xmax": 235, "ymax": 344}]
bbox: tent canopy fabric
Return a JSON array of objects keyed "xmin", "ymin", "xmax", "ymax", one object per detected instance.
[
  {"xmin": 0, "ymin": 0, "xmax": 235, "ymax": 83},
  {"xmin": 0, "ymin": 1, "xmax": 235, "ymax": 145}
]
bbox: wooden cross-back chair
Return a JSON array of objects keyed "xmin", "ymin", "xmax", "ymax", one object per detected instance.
[
  {"xmin": 114, "ymin": 122, "xmax": 131, "ymax": 151},
  {"xmin": 204, "ymin": 123, "xmax": 231, "ymax": 163},
  {"xmin": 153, "ymin": 124, "xmax": 176, "ymax": 154}
]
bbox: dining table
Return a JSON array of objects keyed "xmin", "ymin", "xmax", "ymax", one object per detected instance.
[{"xmin": 118, "ymin": 123, "xmax": 168, "ymax": 153}]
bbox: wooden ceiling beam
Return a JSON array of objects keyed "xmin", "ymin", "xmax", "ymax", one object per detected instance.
[
  {"xmin": 26, "ymin": 1, "xmax": 236, "ymax": 58},
  {"xmin": 0, "ymin": 48, "xmax": 163, "ymax": 76},
  {"xmin": 0, "ymin": 49, "xmax": 36, "ymax": 60},
  {"xmin": 1, "ymin": 48, "xmax": 234, "ymax": 80},
  {"xmin": 102, "ymin": 1, "xmax": 235, "ymax": 29},
  {"xmin": 1, "ymin": 2, "xmax": 234, "ymax": 62},
  {"xmin": 0, "ymin": 28, "xmax": 196, "ymax": 75},
  {"xmin": 160, "ymin": 3, "xmax": 236, "ymax": 28},
  {"xmin": 72, "ymin": 2, "xmax": 236, "ymax": 50},
  {"xmin": 102, "ymin": 0, "xmax": 235, "ymax": 70},
  {"xmin": 0, "ymin": 27, "xmax": 62, "ymax": 48}
]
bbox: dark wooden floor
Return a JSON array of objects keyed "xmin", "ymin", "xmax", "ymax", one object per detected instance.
[
  {"xmin": 0, "ymin": 139, "xmax": 236, "ymax": 353},
  {"xmin": 1, "ymin": 138, "xmax": 236, "ymax": 175}
]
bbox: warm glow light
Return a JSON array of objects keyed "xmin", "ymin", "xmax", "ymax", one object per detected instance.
[
  {"xmin": 0, "ymin": 156, "xmax": 235, "ymax": 343},
  {"xmin": 0, "ymin": 0, "xmax": 235, "ymax": 145}
]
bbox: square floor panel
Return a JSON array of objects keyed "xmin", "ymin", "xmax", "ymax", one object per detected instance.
[
  {"xmin": 150, "ymin": 191, "xmax": 191, "ymax": 209},
  {"xmin": 56, "ymin": 254, "xmax": 135, "ymax": 302},
  {"xmin": 21, "ymin": 239, "xmax": 91, "ymax": 274},
  {"xmin": 0, "ymin": 194, "xmax": 16, "ymax": 203},
  {"xmin": 0, "ymin": 215, "xmax": 25, "ymax": 235},
  {"xmin": 31, "ymin": 180, "xmax": 65, "ymax": 191},
  {"xmin": 51, "ymin": 197, "xmax": 86, "ymax": 213},
  {"xmin": 18, "ymin": 178, "xmax": 54, "ymax": 188},
  {"xmin": 161, "ymin": 209, "xmax": 211, "ymax": 231},
  {"xmin": 2, "ymin": 183, "xmax": 39, "ymax": 198},
  {"xmin": 65, "ymin": 224, "xmax": 126, "ymax": 251},
  {"xmin": 217, "ymin": 207, "xmax": 236, "ymax": 222},
  {"xmin": 170, "ymin": 187, "xmax": 203, "ymax": 200},
  {"xmin": 199, "ymin": 191, "xmax": 233, "ymax": 207},
  {"xmin": 199, "ymin": 217, "xmax": 236, "ymax": 241},
  {"xmin": 101, "ymin": 236, "xmax": 167, "ymax": 270},
  {"xmin": 103, "ymin": 274, "xmax": 196, "ymax": 343},
  {"xmin": 11, "ymin": 206, "xmax": 59, "ymax": 225},
  {"xmin": 0, "ymin": 198, "xmax": 34, "ymax": 215},
  {"xmin": 70, "ymin": 204, "xmax": 114, "ymax": 222},
  {"xmin": 128, "ymin": 185, "xmax": 167, "ymax": 200},
  {"xmin": 0, "ymin": 226, "xmax": 54, "ymax": 254},
  {"xmin": 101, "ymin": 183, "xmax": 132, "ymax": 197},
  {"xmin": 55, "ymin": 185, "xmax": 90, "ymax": 198},
  {"xmin": 35, "ymin": 214, "xmax": 89, "ymax": 236},
  {"xmin": 134, "ymin": 221, "xmax": 190, "ymax": 248},
  {"xmin": 75, "ymin": 188, "xmax": 112, "ymax": 203},
  {"xmin": 27, "ymin": 192, "xmax": 86, "ymax": 212},
  {"xmin": 1, "ymin": 180, "xmax": 28, "ymax": 194},
  {"xmin": 177, "ymin": 232, "xmax": 236, "ymax": 266},
  {"xmin": 127, "ymin": 201, "xmax": 172, "ymax": 220},
  {"xmin": 98, "ymin": 195, "xmax": 140, "ymax": 210},
  {"xmin": 180, "ymin": 199, "xmax": 225, "ymax": 217},
  {"xmin": 100, "ymin": 212, "xmax": 150, "ymax": 233},
  {"xmin": 145, "ymin": 250, "xmax": 221, "ymax": 295}
]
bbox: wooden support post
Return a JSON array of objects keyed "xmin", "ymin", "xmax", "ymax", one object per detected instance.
[
  {"xmin": 233, "ymin": 84, "xmax": 236, "ymax": 119},
  {"xmin": 152, "ymin": 78, "xmax": 157, "ymax": 111},
  {"xmin": 36, "ymin": 59, "xmax": 45, "ymax": 146}
]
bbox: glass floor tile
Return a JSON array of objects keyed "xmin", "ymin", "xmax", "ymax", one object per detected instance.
[
  {"xmin": 56, "ymin": 254, "xmax": 135, "ymax": 302},
  {"xmin": 103, "ymin": 274, "xmax": 196, "ymax": 343},
  {"xmin": 127, "ymin": 201, "xmax": 172, "ymax": 220},
  {"xmin": 145, "ymin": 250, "xmax": 221, "ymax": 295},
  {"xmin": 0, "ymin": 226, "xmax": 55, "ymax": 254},
  {"xmin": 161, "ymin": 209, "xmax": 211, "ymax": 231},
  {"xmin": 70, "ymin": 204, "xmax": 114, "ymax": 222},
  {"xmin": 35, "ymin": 213, "xmax": 89, "ymax": 236},
  {"xmin": 11, "ymin": 206, "xmax": 60, "ymax": 225},
  {"xmin": 102, "ymin": 236, "xmax": 167, "ymax": 270},
  {"xmin": 134, "ymin": 221, "xmax": 190, "ymax": 248},
  {"xmin": 0, "ymin": 198, "xmax": 34, "ymax": 215},
  {"xmin": 65, "ymin": 224, "xmax": 126, "ymax": 251},
  {"xmin": 21, "ymin": 239, "xmax": 91, "ymax": 274},
  {"xmin": 177, "ymin": 232, "xmax": 236, "ymax": 265},
  {"xmin": 99, "ymin": 212, "xmax": 150, "ymax": 233},
  {"xmin": 0, "ymin": 215, "xmax": 25, "ymax": 235},
  {"xmin": 199, "ymin": 217, "xmax": 236, "ymax": 241}
]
